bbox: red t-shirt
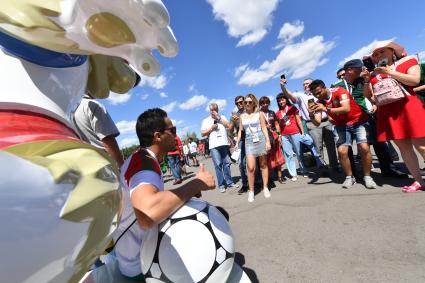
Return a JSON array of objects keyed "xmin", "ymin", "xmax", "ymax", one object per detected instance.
[
  {"xmin": 168, "ymin": 136, "xmax": 182, "ymax": 156},
  {"xmin": 319, "ymin": 86, "xmax": 368, "ymax": 126},
  {"xmin": 275, "ymin": 106, "xmax": 300, "ymax": 136}
]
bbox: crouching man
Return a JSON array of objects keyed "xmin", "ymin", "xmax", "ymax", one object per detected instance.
[
  {"xmin": 114, "ymin": 108, "xmax": 216, "ymax": 279},
  {"xmin": 308, "ymin": 80, "xmax": 377, "ymax": 189}
]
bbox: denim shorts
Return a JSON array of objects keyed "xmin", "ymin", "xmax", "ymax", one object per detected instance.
[
  {"xmin": 335, "ymin": 121, "xmax": 370, "ymax": 147},
  {"xmin": 245, "ymin": 132, "xmax": 267, "ymax": 157}
]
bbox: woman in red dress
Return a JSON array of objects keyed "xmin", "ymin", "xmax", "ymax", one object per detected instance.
[{"xmin": 363, "ymin": 40, "xmax": 425, "ymax": 192}]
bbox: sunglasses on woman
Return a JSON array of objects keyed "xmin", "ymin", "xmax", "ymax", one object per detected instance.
[{"xmin": 244, "ymin": 101, "xmax": 253, "ymax": 105}]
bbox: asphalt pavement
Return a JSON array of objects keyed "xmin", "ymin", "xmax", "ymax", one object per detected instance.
[{"xmin": 167, "ymin": 155, "xmax": 425, "ymax": 283}]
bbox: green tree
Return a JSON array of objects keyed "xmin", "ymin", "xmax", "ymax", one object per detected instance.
[{"xmin": 121, "ymin": 144, "xmax": 139, "ymax": 160}]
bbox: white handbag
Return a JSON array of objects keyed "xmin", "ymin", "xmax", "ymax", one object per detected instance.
[{"xmin": 230, "ymin": 148, "xmax": 241, "ymax": 163}]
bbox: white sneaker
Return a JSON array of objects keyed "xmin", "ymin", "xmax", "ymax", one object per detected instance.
[
  {"xmin": 219, "ymin": 187, "xmax": 226, "ymax": 193},
  {"xmin": 364, "ymin": 176, "xmax": 377, "ymax": 189},
  {"xmin": 228, "ymin": 183, "xmax": 240, "ymax": 189},
  {"xmin": 291, "ymin": 176, "xmax": 297, "ymax": 181},
  {"xmin": 248, "ymin": 191, "xmax": 254, "ymax": 202},
  {"xmin": 263, "ymin": 187, "xmax": 271, "ymax": 198}
]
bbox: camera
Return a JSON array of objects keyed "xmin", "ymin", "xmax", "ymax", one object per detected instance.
[
  {"xmin": 377, "ymin": 58, "xmax": 388, "ymax": 67},
  {"xmin": 280, "ymin": 74, "xmax": 286, "ymax": 80}
]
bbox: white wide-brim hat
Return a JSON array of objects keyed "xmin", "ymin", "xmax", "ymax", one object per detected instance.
[{"xmin": 368, "ymin": 39, "xmax": 407, "ymax": 58}]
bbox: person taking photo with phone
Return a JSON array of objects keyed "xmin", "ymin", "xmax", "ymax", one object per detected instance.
[
  {"xmin": 280, "ymin": 76, "xmax": 337, "ymax": 172},
  {"xmin": 309, "ymin": 80, "xmax": 378, "ymax": 190},
  {"xmin": 275, "ymin": 93, "xmax": 324, "ymax": 181},
  {"xmin": 332, "ymin": 59, "xmax": 406, "ymax": 179},
  {"xmin": 201, "ymin": 103, "xmax": 238, "ymax": 193},
  {"xmin": 362, "ymin": 40, "xmax": 425, "ymax": 193}
]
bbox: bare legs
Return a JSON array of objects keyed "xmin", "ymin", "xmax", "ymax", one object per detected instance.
[
  {"xmin": 394, "ymin": 138, "xmax": 425, "ymax": 186},
  {"xmin": 246, "ymin": 155, "xmax": 269, "ymax": 192}
]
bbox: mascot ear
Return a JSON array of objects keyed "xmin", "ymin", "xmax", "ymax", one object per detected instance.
[{"xmin": 86, "ymin": 55, "xmax": 136, "ymax": 99}]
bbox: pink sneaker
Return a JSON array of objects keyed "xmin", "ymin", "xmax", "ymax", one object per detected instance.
[{"xmin": 402, "ymin": 182, "xmax": 425, "ymax": 193}]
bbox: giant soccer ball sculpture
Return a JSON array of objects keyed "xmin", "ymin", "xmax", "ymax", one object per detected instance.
[{"xmin": 141, "ymin": 199, "xmax": 235, "ymax": 283}]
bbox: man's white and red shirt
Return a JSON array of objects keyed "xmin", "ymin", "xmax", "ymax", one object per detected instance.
[
  {"xmin": 319, "ymin": 86, "xmax": 368, "ymax": 126},
  {"xmin": 114, "ymin": 148, "xmax": 163, "ymax": 277}
]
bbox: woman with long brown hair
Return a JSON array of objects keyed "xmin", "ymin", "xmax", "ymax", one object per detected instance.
[{"xmin": 235, "ymin": 94, "xmax": 271, "ymax": 202}]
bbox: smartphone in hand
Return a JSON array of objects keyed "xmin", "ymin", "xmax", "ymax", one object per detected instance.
[{"xmin": 362, "ymin": 57, "xmax": 375, "ymax": 72}]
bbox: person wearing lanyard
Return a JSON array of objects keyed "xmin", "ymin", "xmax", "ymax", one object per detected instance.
[
  {"xmin": 259, "ymin": 96, "xmax": 285, "ymax": 184},
  {"xmin": 229, "ymin": 96, "xmax": 249, "ymax": 194},
  {"xmin": 275, "ymin": 93, "xmax": 324, "ymax": 180},
  {"xmin": 235, "ymin": 94, "xmax": 271, "ymax": 202},
  {"xmin": 333, "ymin": 59, "xmax": 406, "ymax": 179},
  {"xmin": 280, "ymin": 77, "xmax": 338, "ymax": 172}
]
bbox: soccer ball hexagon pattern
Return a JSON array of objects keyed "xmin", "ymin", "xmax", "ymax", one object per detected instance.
[{"xmin": 140, "ymin": 198, "xmax": 235, "ymax": 283}]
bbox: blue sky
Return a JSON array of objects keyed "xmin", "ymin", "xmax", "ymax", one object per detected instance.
[{"xmin": 108, "ymin": 0, "xmax": 425, "ymax": 148}]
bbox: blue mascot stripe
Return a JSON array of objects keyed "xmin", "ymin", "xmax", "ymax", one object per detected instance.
[{"xmin": 0, "ymin": 31, "xmax": 87, "ymax": 68}]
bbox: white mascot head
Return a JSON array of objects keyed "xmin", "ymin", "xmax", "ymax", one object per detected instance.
[{"xmin": 0, "ymin": 0, "xmax": 177, "ymax": 282}]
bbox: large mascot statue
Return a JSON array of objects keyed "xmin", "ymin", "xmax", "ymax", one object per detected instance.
[
  {"xmin": 0, "ymin": 1, "xmax": 251, "ymax": 282},
  {"xmin": 0, "ymin": 1, "xmax": 177, "ymax": 282}
]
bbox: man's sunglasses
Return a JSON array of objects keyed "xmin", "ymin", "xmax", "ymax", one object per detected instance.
[
  {"xmin": 162, "ymin": 126, "xmax": 176, "ymax": 134},
  {"xmin": 235, "ymin": 100, "xmax": 244, "ymax": 105}
]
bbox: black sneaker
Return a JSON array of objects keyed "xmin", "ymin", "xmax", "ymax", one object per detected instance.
[{"xmin": 238, "ymin": 186, "xmax": 248, "ymax": 194}]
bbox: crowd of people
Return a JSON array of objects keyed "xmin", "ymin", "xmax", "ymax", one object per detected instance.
[
  {"xmin": 79, "ymin": 39, "xmax": 424, "ymax": 278},
  {"xmin": 196, "ymin": 39, "xmax": 425, "ymax": 202}
]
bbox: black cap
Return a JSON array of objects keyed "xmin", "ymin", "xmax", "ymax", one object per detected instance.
[{"xmin": 343, "ymin": 59, "xmax": 363, "ymax": 70}]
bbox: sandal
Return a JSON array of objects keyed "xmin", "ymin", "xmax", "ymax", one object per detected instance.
[{"xmin": 402, "ymin": 182, "xmax": 425, "ymax": 193}]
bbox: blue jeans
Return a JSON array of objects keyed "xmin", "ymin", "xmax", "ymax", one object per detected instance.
[
  {"xmin": 239, "ymin": 140, "xmax": 248, "ymax": 187},
  {"xmin": 281, "ymin": 133, "xmax": 323, "ymax": 177},
  {"xmin": 335, "ymin": 121, "xmax": 370, "ymax": 147},
  {"xmin": 167, "ymin": 155, "xmax": 181, "ymax": 180},
  {"xmin": 210, "ymin": 145, "xmax": 234, "ymax": 189}
]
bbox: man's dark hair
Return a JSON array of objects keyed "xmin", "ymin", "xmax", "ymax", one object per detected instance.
[
  {"xmin": 308, "ymin": 79, "xmax": 326, "ymax": 91},
  {"xmin": 136, "ymin": 108, "xmax": 167, "ymax": 147},
  {"xmin": 234, "ymin": 95, "xmax": 244, "ymax": 103},
  {"xmin": 276, "ymin": 92, "xmax": 291, "ymax": 109},
  {"xmin": 336, "ymin": 67, "xmax": 344, "ymax": 76}
]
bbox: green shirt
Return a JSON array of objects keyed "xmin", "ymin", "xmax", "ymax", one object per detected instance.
[{"xmin": 331, "ymin": 78, "xmax": 368, "ymax": 113}]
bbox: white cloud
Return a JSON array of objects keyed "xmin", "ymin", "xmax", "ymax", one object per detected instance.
[
  {"xmin": 236, "ymin": 36, "xmax": 335, "ymax": 86},
  {"xmin": 171, "ymin": 119, "xmax": 184, "ymax": 126},
  {"xmin": 205, "ymin": 99, "xmax": 227, "ymax": 111},
  {"xmin": 141, "ymin": 93, "xmax": 149, "ymax": 100},
  {"xmin": 206, "ymin": 0, "xmax": 279, "ymax": 46},
  {"xmin": 179, "ymin": 95, "xmax": 208, "ymax": 110},
  {"xmin": 159, "ymin": 92, "xmax": 168, "ymax": 98},
  {"xmin": 237, "ymin": 29, "xmax": 267, "ymax": 47},
  {"xmin": 274, "ymin": 21, "xmax": 304, "ymax": 49},
  {"xmin": 161, "ymin": 101, "xmax": 177, "ymax": 113},
  {"xmin": 137, "ymin": 74, "xmax": 168, "ymax": 89},
  {"xmin": 188, "ymin": 84, "xmax": 196, "ymax": 92},
  {"xmin": 116, "ymin": 120, "xmax": 136, "ymax": 134},
  {"xmin": 338, "ymin": 38, "xmax": 396, "ymax": 66},
  {"xmin": 119, "ymin": 136, "xmax": 139, "ymax": 148},
  {"xmin": 107, "ymin": 92, "xmax": 131, "ymax": 105},
  {"xmin": 234, "ymin": 64, "xmax": 249, "ymax": 77}
]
